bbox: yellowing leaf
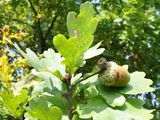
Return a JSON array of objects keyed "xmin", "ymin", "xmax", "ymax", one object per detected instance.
[{"xmin": 0, "ymin": 55, "xmax": 14, "ymax": 88}]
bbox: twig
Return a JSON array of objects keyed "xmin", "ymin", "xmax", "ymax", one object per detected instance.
[
  {"xmin": 28, "ymin": 0, "xmax": 37, "ymax": 15},
  {"xmin": 44, "ymin": 15, "xmax": 57, "ymax": 40},
  {"xmin": 28, "ymin": 0, "xmax": 45, "ymax": 52},
  {"xmin": 73, "ymin": 69, "xmax": 102, "ymax": 87}
]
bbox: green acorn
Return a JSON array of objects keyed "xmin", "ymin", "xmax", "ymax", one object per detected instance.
[{"xmin": 98, "ymin": 59, "xmax": 130, "ymax": 87}]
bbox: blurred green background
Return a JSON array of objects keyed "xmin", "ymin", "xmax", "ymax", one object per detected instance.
[{"xmin": 0, "ymin": 0, "xmax": 160, "ymax": 119}]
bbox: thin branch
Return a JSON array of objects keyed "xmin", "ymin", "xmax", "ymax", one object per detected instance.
[
  {"xmin": 73, "ymin": 69, "xmax": 103, "ymax": 87},
  {"xmin": 28, "ymin": 0, "xmax": 37, "ymax": 15},
  {"xmin": 28, "ymin": 0, "xmax": 45, "ymax": 52},
  {"xmin": 44, "ymin": 15, "xmax": 57, "ymax": 40}
]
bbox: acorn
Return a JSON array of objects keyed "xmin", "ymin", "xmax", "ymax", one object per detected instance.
[{"xmin": 98, "ymin": 61, "xmax": 130, "ymax": 87}]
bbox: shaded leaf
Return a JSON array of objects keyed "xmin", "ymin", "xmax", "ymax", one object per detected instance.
[
  {"xmin": 84, "ymin": 85, "xmax": 99, "ymax": 99},
  {"xmin": 98, "ymin": 85, "xmax": 125, "ymax": 107},
  {"xmin": 44, "ymin": 94, "xmax": 68, "ymax": 114}
]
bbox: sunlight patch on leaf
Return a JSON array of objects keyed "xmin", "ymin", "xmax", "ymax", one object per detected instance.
[
  {"xmin": 120, "ymin": 71, "xmax": 154, "ymax": 94},
  {"xmin": 84, "ymin": 41, "xmax": 105, "ymax": 60}
]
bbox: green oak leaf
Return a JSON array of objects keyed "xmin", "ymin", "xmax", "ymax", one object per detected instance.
[
  {"xmin": 84, "ymin": 41, "xmax": 105, "ymax": 60},
  {"xmin": 120, "ymin": 71, "xmax": 155, "ymax": 94},
  {"xmin": 31, "ymin": 69, "xmax": 62, "ymax": 91},
  {"xmin": 31, "ymin": 75, "xmax": 61, "ymax": 96},
  {"xmin": 77, "ymin": 96, "xmax": 107, "ymax": 119},
  {"xmin": 24, "ymin": 113, "xmax": 38, "ymax": 120},
  {"xmin": 84, "ymin": 85, "xmax": 99, "ymax": 99},
  {"xmin": 14, "ymin": 43, "xmax": 45, "ymax": 71},
  {"xmin": 14, "ymin": 43, "xmax": 65, "ymax": 74},
  {"xmin": 77, "ymin": 97, "xmax": 154, "ymax": 120},
  {"xmin": 78, "ymin": 71, "xmax": 154, "ymax": 107},
  {"xmin": 44, "ymin": 94, "xmax": 68, "ymax": 114},
  {"xmin": 14, "ymin": 44, "xmax": 64, "ymax": 91},
  {"xmin": 79, "ymin": 75, "xmax": 125, "ymax": 107},
  {"xmin": 98, "ymin": 85, "xmax": 126, "ymax": 107},
  {"xmin": 0, "ymin": 89, "xmax": 28, "ymax": 118},
  {"xmin": 53, "ymin": 1, "xmax": 98, "ymax": 74},
  {"xmin": 71, "ymin": 73, "xmax": 82, "ymax": 84},
  {"xmin": 41, "ymin": 48, "xmax": 65, "ymax": 74},
  {"xmin": 24, "ymin": 96, "xmax": 62, "ymax": 120}
]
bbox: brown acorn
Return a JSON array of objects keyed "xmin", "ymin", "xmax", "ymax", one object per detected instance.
[{"xmin": 113, "ymin": 65, "xmax": 130, "ymax": 87}]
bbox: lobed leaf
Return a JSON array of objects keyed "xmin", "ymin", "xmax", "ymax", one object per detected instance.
[
  {"xmin": 98, "ymin": 86, "xmax": 126, "ymax": 107},
  {"xmin": 53, "ymin": 2, "xmax": 98, "ymax": 74},
  {"xmin": 120, "ymin": 71, "xmax": 155, "ymax": 94},
  {"xmin": 14, "ymin": 43, "xmax": 65, "ymax": 74},
  {"xmin": 31, "ymin": 69, "xmax": 62, "ymax": 91},
  {"xmin": 0, "ymin": 89, "xmax": 28, "ymax": 118},
  {"xmin": 84, "ymin": 41, "xmax": 105, "ymax": 60},
  {"xmin": 77, "ymin": 97, "xmax": 154, "ymax": 120},
  {"xmin": 24, "ymin": 96, "xmax": 62, "ymax": 120}
]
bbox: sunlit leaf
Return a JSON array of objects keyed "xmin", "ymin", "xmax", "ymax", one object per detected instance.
[
  {"xmin": 53, "ymin": 2, "xmax": 98, "ymax": 74},
  {"xmin": 77, "ymin": 97, "xmax": 154, "ymax": 120},
  {"xmin": 14, "ymin": 44, "xmax": 65, "ymax": 74},
  {"xmin": 84, "ymin": 42, "xmax": 105, "ymax": 60},
  {"xmin": 0, "ymin": 89, "xmax": 28, "ymax": 118},
  {"xmin": 24, "ymin": 96, "xmax": 62, "ymax": 120},
  {"xmin": 120, "ymin": 71, "xmax": 154, "ymax": 94},
  {"xmin": 31, "ymin": 69, "xmax": 62, "ymax": 91}
]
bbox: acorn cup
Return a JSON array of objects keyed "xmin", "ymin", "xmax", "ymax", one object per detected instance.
[{"xmin": 98, "ymin": 59, "xmax": 130, "ymax": 87}]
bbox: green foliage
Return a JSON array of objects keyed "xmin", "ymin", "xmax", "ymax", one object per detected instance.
[
  {"xmin": 84, "ymin": 41, "xmax": 105, "ymax": 60},
  {"xmin": 99, "ymin": 87, "xmax": 126, "ymax": 107},
  {"xmin": 0, "ymin": 89, "xmax": 28, "ymax": 119},
  {"xmin": 79, "ymin": 73, "xmax": 154, "ymax": 108},
  {"xmin": 0, "ymin": 1, "xmax": 158, "ymax": 120},
  {"xmin": 14, "ymin": 44, "xmax": 65, "ymax": 91},
  {"xmin": 77, "ymin": 97, "xmax": 154, "ymax": 120},
  {"xmin": 120, "ymin": 71, "xmax": 154, "ymax": 94},
  {"xmin": 24, "ymin": 96, "xmax": 62, "ymax": 120}
]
